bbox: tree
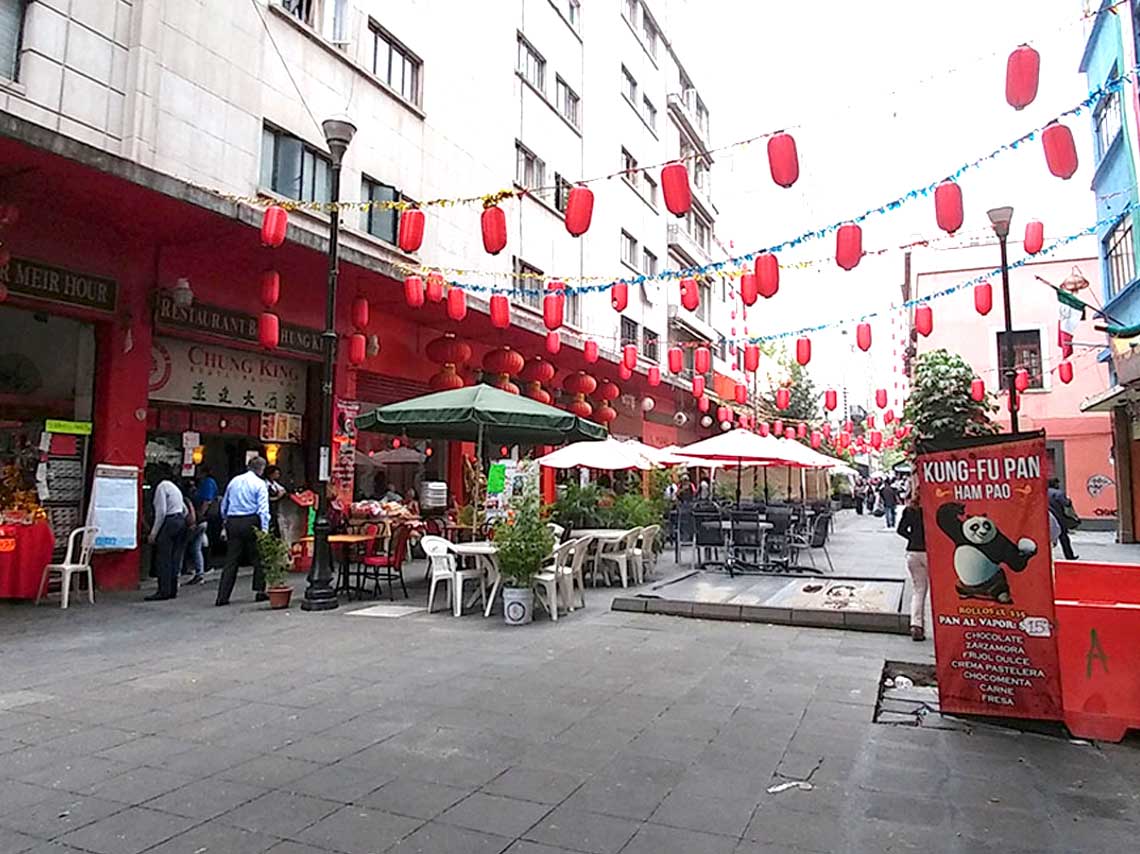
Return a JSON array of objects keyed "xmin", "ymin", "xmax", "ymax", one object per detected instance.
[
  {"xmin": 902, "ymin": 349, "xmax": 997, "ymax": 454},
  {"xmin": 759, "ymin": 357, "xmax": 819, "ymax": 425}
]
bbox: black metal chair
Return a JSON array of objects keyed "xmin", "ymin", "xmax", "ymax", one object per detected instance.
[
  {"xmin": 788, "ymin": 512, "xmax": 833, "ymax": 574},
  {"xmin": 763, "ymin": 506, "xmax": 795, "ymax": 571},
  {"xmin": 728, "ymin": 509, "xmax": 766, "ymax": 575},
  {"xmin": 691, "ymin": 508, "xmax": 725, "ymax": 570}
]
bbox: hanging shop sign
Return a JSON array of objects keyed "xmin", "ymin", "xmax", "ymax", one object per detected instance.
[
  {"xmin": 331, "ymin": 399, "xmax": 359, "ymax": 505},
  {"xmin": 149, "ymin": 337, "xmax": 307, "ymax": 414},
  {"xmin": 916, "ymin": 431, "xmax": 1062, "ymax": 721},
  {"xmin": 0, "ymin": 257, "xmax": 117, "ymax": 313},
  {"xmin": 154, "ymin": 292, "xmax": 323, "ymax": 358},
  {"xmin": 259, "ymin": 412, "xmax": 303, "ymax": 444}
]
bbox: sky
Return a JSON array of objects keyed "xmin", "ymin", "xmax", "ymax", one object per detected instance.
[{"xmin": 663, "ymin": 0, "xmax": 1101, "ymax": 410}]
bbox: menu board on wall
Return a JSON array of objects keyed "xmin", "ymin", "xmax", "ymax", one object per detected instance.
[
  {"xmin": 87, "ymin": 465, "xmax": 139, "ymax": 551},
  {"xmin": 259, "ymin": 412, "xmax": 303, "ymax": 443}
]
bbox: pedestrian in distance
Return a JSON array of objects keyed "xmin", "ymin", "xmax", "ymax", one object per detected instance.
[
  {"xmin": 1047, "ymin": 477, "xmax": 1080, "ymax": 560},
  {"xmin": 896, "ymin": 491, "xmax": 928, "ymax": 641},
  {"xmin": 880, "ymin": 480, "xmax": 900, "ymax": 528},
  {"xmin": 216, "ymin": 456, "xmax": 270, "ymax": 606},
  {"xmin": 146, "ymin": 465, "xmax": 187, "ymax": 601}
]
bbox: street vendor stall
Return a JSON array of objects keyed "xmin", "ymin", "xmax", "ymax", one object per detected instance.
[{"xmin": 0, "ymin": 463, "xmax": 56, "ymax": 599}]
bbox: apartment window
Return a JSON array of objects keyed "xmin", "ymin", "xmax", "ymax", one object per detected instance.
[
  {"xmin": 621, "ymin": 316, "xmax": 639, "ymax": 347},
  {"xmin": 517, "ymin": 35, "xmax": 545, "ymax": 91},
  {"xmin": 623, "ymin": 0, "xmax": 638, "ymax": 25},
  {"xmin": 566, "ymin": 0, "xmax": 580, "ymax": 28},
  {"xmin": 554, "ymin": 173, "xmax": 573, "ymax": 214},
  {"xmin": 642, "ymin": 96, "xmax": 657, "ymax": 131},
  {"xmin": 696, "ymin": 101, "xmax": 710, "ymax": 136},
  {"xmin": 694, "ymin": 160, "xmax": 709, "ymax": 192},
  {"xmin": 997, "ymin": 330, "xmax": 1044, "ymax": 390},
  {"xmin": 512, "ymin": 258, "xmax": 542, "ymax": 309},
  {"xmin": 644, "ymin": 173, "xmax": 658, "ymax": 207},
  {"xmin": 0, "ymin": 0, "xmax": 24, "ymax": 80},
  {"xmin": 621, "ymin": 231, "xmax": 638, "ymax": 267},
  {"xmin": 642, "ymin": 14, "xmax": 657, "ymax": 57},
  {"xmin": 697, "ymin": 279, "xmax": 712, "ymax": 323},
  {"xmin": 621, "ymin": 147, "xmax": 640, "ymax": 190},
  {"xmin": 556, "ymin": 77, "xmax": 580, "ymax": 128},
  {"xmin": 260, "ymin": 124, "xmax": 332, "ymax": 202},
  {"xmin": 1105, "ymin": 215, "xmax": 1135, "ymax": 298},
  {"xmin": 281, "ymin": 0, "xmax": 315, "ymax": 24},
  {"xmin": 621, "ymin": 65, "xmax": 637, "ymax": 102},
  {"xmin": 515, "ymin": 141, "xmax": 545, "ymax": 189},
  {"xmin": 692, "ymin": 214, "xmax": 711, "ymax": 251},
  {"xmin": 360, "ymin": 177, "xmax": 400, "ymax": 244},
  {"xmin": 565, "ymin": 289, "xmax": 581, "ymax": 327},
  {"xmin": 643, "ymin": 328, "xmax": 659, "ymax": 362},
  {"xmin": 371, "ymin": 24, "xmax": 421, "ymax": 106},
  {"xmin": 1095, "ymin": 86, "xmax": 1123, "ymax": 159},
  {"xmin": 642, "ymin": 248, "xmax": 658, "ymax": 278}
]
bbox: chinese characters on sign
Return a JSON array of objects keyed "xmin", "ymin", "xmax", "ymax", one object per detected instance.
[{"xmin": 331, "ymin": 399, "xmax": 360, "ymax": 504}]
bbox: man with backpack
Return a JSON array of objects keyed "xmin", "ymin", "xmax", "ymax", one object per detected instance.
[{"xmin": 1048, "ymin": 478, "xmax": 1080, "ymax": 560}]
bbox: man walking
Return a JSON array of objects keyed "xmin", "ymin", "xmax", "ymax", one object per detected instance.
[
  {"xmin": 879, "ymin": 480, "xmax": 899, "ymax": 528},
  {"xmin": 147, "ymin": 466, "xmax": 188, "ymax": 601},
  {"xmin": 1048, "ymin": 477, "xmax": 1079, "ymax": 560},
  {"xmin": 216, "ymin": 456, "xmax": 271, "ymax": 606}
]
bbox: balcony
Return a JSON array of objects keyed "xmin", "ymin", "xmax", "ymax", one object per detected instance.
[
  {"xmin": 667, "ymin": 223, "xmax": 712, "ymax": 266},
  {"xmin": 667, "ymin": 90, "xmax": 712, "ymax": 153},
  {"xmin": 668, "ymin": 302, "xmax": 715, "ymax": 342}
]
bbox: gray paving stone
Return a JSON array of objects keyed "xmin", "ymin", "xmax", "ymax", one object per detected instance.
[
  {"xmin": 387, "ymin": 821, "xmax": 510, "ymax": 854},
  {"xmin": 361, "ymin": 778, "xmax": 473, "ymax": 820},
  {"xmin": 650, "ymin": 790, "xmax": 758, "ymax": 838},
  {"xmin": 144, "ymin": 778, "xmax": 269, "ymax": 820},
  {"xmin": 57, "ymin": 806, "xmax": 197, "ymax": 854},
  {"xmin": 288, "ymin": 761, "xmax": 392, "ymax": 803},
  {"xmin": 0, "ymin": 779, "xmax": 57, "ymax": 814},
  {"xmin": 220, "ymin": 791, "xmax": 341, "ymax": 836},
  {"xmin": 87, "ymin": 766, "xmax": 194, "ymax": 806},
  {"xmin": 523, "ymin": 806, "xmax": 639, "ymax": 854},
  {"xmin": 481, "ymin": 766, "xmax": 584, "ymax": 805},
  {"xmin": 0, "ymin": 826, "xmax": 43, "ymax": 854},
  {"xmin": 0, "ymin": 793, "xmax": 126, "ymax": 840},
  {"xmin": 215, "ymin": 755, "xmax": 323, "ymax": 788},
  {"xmin": 502, "ymin": 841, "xmax": 575, "ymax": 854},
  {"xmin": 296, "ymin": 805, "xmax": 421, "ymax": 854},
  {"xmin": 20, "ymin": 756, "xmax": 133, "ymax": 795},
  {"xmin": 622, "ymin": 823, "xmax": 738, "ymax": 854},
  {"xmin": 265, "ymin": 842, "xmax": 342, "ymax": 854},
  {"xmin": 437, "ymin": 792, "xmax": 551, "ymax": 839},
  {"xmin": 144, "ymin": 822, "xmax": 279, "ymax": 854}
]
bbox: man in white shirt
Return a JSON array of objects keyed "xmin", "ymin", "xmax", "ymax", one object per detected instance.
[
  {"xmin": 147, "ymin": 468, "xmax": 187, "ymax": 601},
  {"xmin": 216, "ymin": 456, "xmax": 271, "ymax": 606}
]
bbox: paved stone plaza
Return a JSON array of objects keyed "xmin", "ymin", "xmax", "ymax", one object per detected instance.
[{"xmin": 1, "ymin": 514, "xmax": 1138, "ymax": 854}]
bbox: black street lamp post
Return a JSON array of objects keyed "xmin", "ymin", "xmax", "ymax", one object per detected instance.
[
  {"xmin": 988, "ymin": 205, "xmax": 1019, "ymax": 434},
  {"xmin": 302, "ymin": 115, "xmax": 357, "ymax": 613}
]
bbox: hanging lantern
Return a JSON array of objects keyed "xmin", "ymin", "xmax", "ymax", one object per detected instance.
[
  {"xmin": 1042, "ymin": 122, "xmax": 1078, "ymax": 180},
  {"xmin": 822, "ymin": 423, "xmax": 832, "ymax": 440},
  {"xmin": 446, "ymin": 286, "xmax": 467, "ymax": 321},
  {"xmin": 698, "ymin": 395, "xmax": 711, "ymax": 413},
  {"xmin": 776, "ymin": 387, "xmax": 790, "ymax": 410},
  {"xmin": 694, "ymin": 346, "xmax": 711, "ymax": 374},
  {"xmin": 974, "ymin": 282, "xmax": 993, "ymax": 316},
  {"xmin": 481, "ymin": 205, "xmax": 507, "ymax": 254},
  {"xmin": 824, "ymin": 389, "xmax": 837, "ymax": 411},
  {"xmin": 755, "ymin": 254, "xmax": 779, "ymax": 298},
  {"xmin": 758, "ymin": 422, "xmax": 770, "ymax": 437},
  {"xmin": 348, "ymin": 333, "xmax": 367, "ymax": 366},
  {"xmin": 404, "ymin": 275, "xmax": 425, "ymax": 308},
  {"xmin": 526, "ymin": 384, "xmax": 553, "ymax": 405},
  {"xmin": 258, "ymin": 312, "xmax": 279, "ymax": 349},
  {"xmin": 971, "ymin": 378, "xmax": 985, "ymax": 402},
  {"xmin": 785, "ymin": 428, "xmax": 796, "ymax": 440},
  {"xmin": 661, "ymin": 161, "xmax": 692, "ymax": 217},
  {"xmin": 490, "ymin": 294, "xmax": 510, "ymax": 329},
  {"xmin": 1058, "ymin": 361, "xmax": 1073, "ymax": 384},
  {"xmin": 597, "ymin": 380, "xmax": 619, "ymax": 402},
  {"xmin": 774, "ymin": 419, "xmax": 784, "ymax": 436},
  {"xmin": 866, "ymin": 414, "xmax": 876, "ymax": 429},
  {"xmin": 260, "ymin": 205, "xmax": 288, "ymax": 248},
  {"xmin": 564, "ymin": 185, "xmax": 594, "ymax": 237},
  {"xmin": 795, "ymin": 337, "xmax": 811, "ymax": 366},
  {"xmin": 619, "ymin": 364, "xmax": 632, "ymax": 380},
  {"xmin": 884, "ymin": 409, "xmax": 896, "ymax": 425},
  {"xmin": 641, "ymin": 396, "xmax": 656, "ymax": 412},
  {"xmin": 797, "ymin": 422, "xmax": 807, "ymax": 439},
  {"xmin": 668, "ymin": 346, "xmax": 683, "ymax": 373},
  {"xmin": 563, "ymin": 371, "xmax": 597, "ymax": 397},
  {"xmin": 520, "ymin": 357, "xmax": 555, "ymax": 386},
  {"xmin": 546, "ymin": 331, "xmax": 561, "ymax": 354},
  {"xmin": 426, "ymin": 271, "xmax": 445, "ymax": 303},
  {"xmin": 856, "ymin": 322, "xmax": 872, "ymax": 352},
  {"xmin": 1015, "ymin": 368, "xmax": 1030, "ymax": 392},
  {"xmin": 567, "ymin": 398, "xmax": 592, "ymax": 418},
  {"xmin": 735, "ymin": 382, "xmax": 747, "ymax": 404},
  {"xmin": 915, "ymin": 305, "xmax": 933, "ymax": 337},
  {"xmin": 260, "ymin": 270, "xmax": 280, "ymax": 308},
  {"xmin": 740, "ymin": 271, "xmax": 758, "ymax": 306},
  {"xmin": 839, "ymin": 431, "xmax": 851, "ymax": 448},
  {"xmin": 584, "ymin": 339, "xmax": 599, "ymax": 363},
  {"xmin": 429, "ymin": 365, "xmax": 466, "ymax": 391},
  {"xmin": 1005, "ymin": 44, "xmax": 1040, "ymax": 111},
  {"xmin": 680, "ymin": 277, "xmax": 699, "ymax": 312},
  {"xmin": 692, "ymin": 375, "xmax": 705, "ymax": 397},
  {"xmin": 875, "ymin": 388, "xmax": 887, "ymax": 408},
  {"xmin": 934, "ymin": 180, "xmax": 963, "ymax": 235},
  {"xmin": 351, "ymin": 296, "xmax": 370, "ymax": 331},
  {"xmin": 426, "ymin": 334, "xmax": 472, "ymax": 367},
  {"xmin": 499, "ymin": 380, "xmax": 521, "ymax": 395},
  {"xmin": 870, "ymin": 430, "xmax": 883, "ymax": 450},
  {"xmin": 767, "ymin": 132, "xmax": 799, "ymax": 188},
  {"xmin": 810, "ymin": 431, "xmax": 822, "ymax": 449},
  {"xmin": 483, "ymin": 347, "xmax": 525, "ymax": 379},
  {"xmin": 397, "ymin": 209, "xmax": 425, "ymax": 253},
  {"xmin": 836, "ymin": 224, "xmax": 863, "ymax": 270},
  {"xmin": 623, "ymin": 343, "xmax": 638, "ymax": 370},
  {"xmin": 647, "ymin": 365, "xmax": 661, "ymax": 386},
  {"xmin": 544, "ymin": 281, "xmax": 565, "ymax": 331},
  {"xmin": 717, "ymin": 405, "xmax": 731, "ymax": 424},
  {"xmin": 611, "ymin": 281, "xmax": 629, "ymax": 312},
  {"xmin": 1024, "ymin": 220, "xmax": 1044, "ymax": 255},
  {"xmin": 744, "ymin": 344, "xmax": 760, "ymax": 373}
]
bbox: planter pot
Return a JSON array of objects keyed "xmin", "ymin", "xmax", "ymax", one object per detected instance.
[
  {"xmin": 266, "ymin": 586, "xmax": 293, "ymax": 610},
  {"xmin": 502, "ymin": 586, "xmax": 534, "ymax": 625}
]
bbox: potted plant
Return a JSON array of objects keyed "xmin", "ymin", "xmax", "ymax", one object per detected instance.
[
  {"xmin": 492, "ymin": 491, "xmax": 554, "ymax": 625},
  {"xmin": 255, "ymin": 529, "xmax": 294, "ymax": 609}
]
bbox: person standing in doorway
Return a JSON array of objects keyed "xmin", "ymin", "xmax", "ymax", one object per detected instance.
[
  {"xmin": 879, "ymin": 480, "xmax": 899, "ymax": 528},
  {"xmin": 216, "ymin": 456, "xmax": 270, "ymax": 606},
  {"xmin": 147, "ymin": 467, "xmax": 187, "ymax": 601},
  {"xmin": 896, "ymin": 492, "xmax": 928, "ymax": 641},
  {"xmin": 1047, "ymin": 477, "xmax": 1080, "ymax": 560}
]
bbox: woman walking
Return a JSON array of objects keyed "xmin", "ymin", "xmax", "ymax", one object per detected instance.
[{"xmin": 896, "ymin": 493, "xmax": 928, "ymax": 641}]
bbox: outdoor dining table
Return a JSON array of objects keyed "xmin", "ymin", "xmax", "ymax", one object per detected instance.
[
  {"xmin": 298, "ymin": 533, "xmax": 377, "ymax": 597},
  {"xmin": 449, "ymin": 540, "xmax": 500, "ymax": 617},
  {"xmin": 570, "ymin": 529, "xmax": 632, "ymax": 587}
]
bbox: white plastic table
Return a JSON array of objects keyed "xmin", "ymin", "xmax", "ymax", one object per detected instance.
[{"xmin": 450, "ymin": 541, "xmax": 500, "ymax": 617}]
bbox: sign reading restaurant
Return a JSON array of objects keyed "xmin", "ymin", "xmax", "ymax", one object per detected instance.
[
  {"xmin": 0, "ymin": 257, "xmax": 118, "ymax": 313},
  {"xmin": 154, "ymin": 292, "xmax": 324, "ymax": 358}
]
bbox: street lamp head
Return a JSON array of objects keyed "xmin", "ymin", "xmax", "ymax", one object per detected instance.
[
  {"xmin": 987, "ymin": 205, "xmax": 1015, "ymax": 239},
  {"xmin": 321, "ymin": 115, "xmax": 357, "ymax": 164}
]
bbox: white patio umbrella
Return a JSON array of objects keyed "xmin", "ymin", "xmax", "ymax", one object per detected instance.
[
  {"xmin": 536, "ymin": 437, "xmax": 654, "ymax": 470},
  {"xmin": 622, "ymin": 439, "xmax": 690, "ymax": 467},
  {"xmin": 676, "ymin": 429, "xmax": 815, "ymax": 503}
]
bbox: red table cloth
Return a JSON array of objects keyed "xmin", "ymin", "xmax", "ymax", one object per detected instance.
[{"xmin": 0, "ymin": 521, "xmax": 56, "ymax": 599}]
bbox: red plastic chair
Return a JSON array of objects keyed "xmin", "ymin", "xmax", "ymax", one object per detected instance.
[{"xmin": 361, "ymin": 524, "xmax": 411, "ymax": 600}]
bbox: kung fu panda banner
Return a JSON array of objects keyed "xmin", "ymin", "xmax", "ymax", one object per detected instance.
[{"xmin": 916, "ymin": 431, "xmax": 1062, "ymax": 721}]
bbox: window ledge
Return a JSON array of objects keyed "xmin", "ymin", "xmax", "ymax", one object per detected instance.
[
  {"xmin": 545, "ymin": 0, "xmax": 583, "ymax": 42},
  {"xmin": 621, "ymin": 13, "xmax": 660, "ymax": 69},
  {"xmin": 344, "ymin": 223, "xmax": 419, "ymax": 260},
  {"xmin": 622, "ymin": 92, "xmax": 658, "ymax": 139},
  {"xmin": 622, "ymin": 176, "xmax": 660, "ymax": 216},
  {"xmin": 514, "ymin": 181, "xmax": 566, "ymax": 220},
  {"xmin": 0, "ymin": 76, "xmax": 26, "ymax": 95},
  {"xmin": 620, "ymin": 260, "xmax": 641, "ymax": 277},
  {"xmin": 256, "ymin": 186, "xmax": 330, "ymax": 223},
  {"xmin": 516, "ymin": 71, "xmax": 583, "ymax": 137}
]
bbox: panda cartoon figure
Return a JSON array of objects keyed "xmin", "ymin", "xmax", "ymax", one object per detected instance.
[{"xmin": 936, "ymin": 502, "xmax": 1038, "ymax": 604}]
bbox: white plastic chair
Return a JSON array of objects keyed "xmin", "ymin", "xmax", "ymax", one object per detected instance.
[
  {"xmin": 561, "ymin": 536, "xmax": 590, "ymax": 610},
  {"xmin": 36, "ymin": 526, "xmax": 98, "ymax": 609},
  {"xmin": 423, "ymin": 535, "xmax": 457, "ymax": 614},
  {"xmin": 534, "ymin": 540, "xmax": 570, "ymax": 621},
  {"xmin": 597, "ymin": 527, "xmax": 643, "ymax": 588},
  {"xmin": 547, "ymin": 522, "xmax": 566, "ymax": 543},
  {"xmin": 633, "ymin": 524, "xmax": 661, "ymax": 584}
]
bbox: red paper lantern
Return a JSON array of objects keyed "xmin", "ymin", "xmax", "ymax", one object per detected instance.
[
  {"xmin": 856, "ymin": 322, "xmax": 872, "ymax": 352},
  {"xmin": 520, "ymin": 357, "xmax": 555, "ymax": 385},
  {"xmin": 565, "ymin": 186, "xmax": 594, "ymax": 237},
  {"xmin": 776, "ymin": 387, "xmax": 790, "ymax": 410},
  {"xmin": 680, "ymin": 278, "xmax": 699, "ymax": 312},
  {"xmin": 795, "ymin": 337, "xmax": 811, "ymax": 366},
  {"xmin": 1005, "ymin": 44, "xmax": 1040, "ymax": 111},
  {"xmin": 694, "ymin": 346, "xmax": 711, "ymax": 374},
  {"xmin": 618, "ymin": 364, "xmax": 632, "ymax": 380},
  {"xmin": 260, "ymin": 205, "xmax": 288, "ymax": 248},
  {"xmin": 717, "ymin": 406, "xmax": 731, "ymax": 424},
  {"xmin": 404, "ymin": 275, "xmax": 425, "ymax": 308},
  {"xmin": 1058, "ymin": 361, "xmax": 1073, "ymax": 384},
  {"xmin": 758, "ymin": 422, "xmax": 770, "ymax": 437},
  {"xmin": 594, "ymin": 403, "xmax": 617, "ymax": 425},
  {"xmin": 258, "ymin": 312, "xmax": 279, "ymax": 349},
  {"xmin": 836, "ymin": 224, "xmax": 863, "ymax": 270},
  {"xmin": 490, "ymin": 294, "xmax": 510, "ymax": 329},
  {"xmin": 884, "ymin": 409, "xmax": 896, "ymax": 425},
  {"xmin": 824, "ymin": 389, "xmax": 837, "ymax": 411},
  {"xmin": 971, "ymin": 377, "xmax": 985, "ymax": 402},
  {"xmin": 740, "ymin": 271, "xmax": 758, "ymax": 306},
  {"xmin": 785, "ymin": 428, "xmax": 796, "ymax": 440},
  {"xmin": 447, "ymin": 286, "xmax": 467, "ymax": 321},
  {"xmin": 260, "ymin": 270, "xmax": 280, "ymax": 308},
  {"xmin": 484, "ymin": 347, "xmax": 525, "ymax": 377},
  {"xmin": 755, "ymin": 254, "xmax": 779, "ymax": 298},
  {"xmin": 348, "ymin": 333, "xmax": 367, "ymax": 366},
  {"xmin": 767, "ymin": 132, "xmax": 799, "ymax": 188},
  {"xmin": 875, "ymin": 388, "xmax": 887, "ymax": 408},
  {"xmin": 1015, "ymin": 368, "xmax": 1030, "ymax": 392},
  {"xmin": 351, "ymin": 296, "xmax": 370, "ymax": 331},
  {"xmin": 698, "ymin": 395, "xmax": 711, "ymax": 413},
  {"xmin": 822, "ymin": 423, "xmax": 832, "ymax": 440},
  {"xmin": 797, "ymin": 422, "xmax": 807, "ymax": 439},
  {"xmin": 543, "ymin": 282, "xmax": 565, "ymax": 331},
  {"xmin": 568, "ymin": 398, "xmax": 593, "ymax": 418},
  {"xmin": 735, "ymin": 382, "xmax": 747, "ymax": 404},
  {"xmin": 915, "ymin": 305, "xmax": 933, "ymax": 337},
  {"xmin": 647, "ymin": 365, "xmax": 661, "ymax": 386},
  {"xmin": 870, "ymin": 430, "xmax": 882, "ymax": 450},
  {"xmin": 611, "ymin": 281, "xmax": 629, "ymax": 312},
  {"xmin": 526, "ymin": 384, "xmax": 553, "ymax": 405},
  {"xmin": 668, "ymin": 346, "xmax": 683, "ymax": 373},
  {"xmin": 426, "ymin": 334, "xmax": 471, "ymax": 366},
  {"xmin": 426, "ymin": 271, "xmax": 445, "ymax": 302},
  {"xmin": 811, "ymin": 431, "xmax": 822, "ymax": 449},
  {"xmin": 584, "ymin": 339, "xmax": 599, "ymax": 363},
  {"xmin": 934, "ymin": 180, "xmax": 963, "ymax": 235},
  {"xmin": 974, "ymin": 282, "xmax": 993, "ymax": 316},
  {"xmin": 598, "ymin": 380, "xmax": 619, "ymax": 401},
  {"xmin": 839, "ymin": 431, "xmax": 851, "ymax": 448},
  {"xmin": 429, "ymin": 366, "xmax": 466, "ymax": 391},
  {"xmin": 661, "ymin": 161, "xmax": 692, "ymax": 217},
  {"xmin": 1024, "ymin": 220, "xmax": 1044, "ymax": 255},
  {"xmin": 774, "ymin": 419, "xmax": 784, "ymax": 435},
  {"xmin": 398, "ymin": 209, "xmax": 425, "ymax": 253},
  {"xmin": 563, "ymin": 371, "xmax": 597, "ymax": 397},
  {"xmin": 1042, "ymin": 122, "xmax": 1078, "ymax": 180},
  {"xmin": 692, "ymin": 375, "xmax": 705, "ymax": 397},
  {"xmin": 744, "ymin": 344, "xmax": 760, "ymax": 373},
  {"xmin": 481, "ymin": 205, "xmax": 507, "ymax": 254},
  {"xmin": 546, "ymin": 331, "xmax": 561, "ymax": 354},
  {"xmin": 622, "ymin": 343, "xmax": 638, "ymax": 370},
  {"xmin": 866, "ymin": 414, "xmax": 876, "ymax": 429}
]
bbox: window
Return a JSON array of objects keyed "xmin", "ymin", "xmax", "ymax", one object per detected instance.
[
  {"xmin": 556, "ymin": 77, "xmax": 580, "ymax": 128},
  {"xmin": 1105, "ymin": 215, "xmax": 1135, "ymax": 298},
  {"xmin": 512, "ymin": 258, "xmax": 542, "ymax": 309},
  {"xmin": 0, "ymin": 0, "xmax": 24, "ymax": 80},
  {"xmin": 554, "ymin": 174, "xmax": 573, "ymax": 214},
  {"xmin": 642, "ymin": 248, "xmax": 658, "ymax": 278},
  {"xmin": 644, "ymin": 173, "xmax": 658, "ymax": 207},
  {"xmin": 371, "ymin": 24, "xmax": 421, "ymax": 106},
  {"xmin": 282, "ymin": 0, "xmax": 315, "ymax": 24},
  {"xmin": 691, "ymin": 213, "xmax": 711, "ymax": 251},
  {"xmin": 996, "ymin": 330, "xmax": 1044, "ymax": 390},
  {"xmin": 621, "ymin": 316, "xmax": 639, "ymax": 347},
  {"xmin": 642, "ymin": 14, "xmax": 657, "ymax": 57},
  {"xmin": 623, "ymin": 0, "xmax": 638, "ymax": 25},
  {"xmin": 694, "ymin": 159, "xmax": 709, "ymax": 192},
  {"xmin": 360, "ymin": 177, "xmax": 403, "ymax": 244},
  {"xmin": 1096, "ymin": 86, "xmax": 1123, "ymax": 159},
  {"xmin": 642, "ymin": 96, "xmax": 657, "ymax": 130},
  {"xmin": 260, "ymin": 124, "xmax": 332, "ymax": 203},
  {"xmin": 696, "ymin": 101, "xmax": 710, "ymax": 136},
  {"xmin": 517, "ymin": 35, "xmax": 545, "ymax": 91},
  {"xmin": 621, "ymin": 147, "xmax": 640, "ymax": 191},
  {"xmin": 621, "ymin": 231, "xmax": 638, "ymax": 267},
  {"xmin": 515, "ymin": 141, "xmax": 545, "ymax": 189},
  {"xmin": 697, "ymin": 279, "xmax": 712, "ymax": 323},
  {"xmin": 621, "ymin": 65, "xmax": 637, "ymax": 102},
  {"xmin": 567, "ymin": 0, "xmax": 580, "ymax": 28},
  {"xmin": 643, "ymin": 328, "xmax": 659, "ymax": 361}
]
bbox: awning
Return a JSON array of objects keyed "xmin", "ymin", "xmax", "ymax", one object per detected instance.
[{"xmin": 1080, "ymin": 384, "xmax": 1138, "ymax": 413}]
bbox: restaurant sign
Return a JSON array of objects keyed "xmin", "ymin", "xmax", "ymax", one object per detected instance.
[
  {"xmin": 0, "ymin": 257, "xmax": 117, "ymax": 313},
  {"xmin": 154, "ymin": 292, "xmax": 324, "ymax": 358}
]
